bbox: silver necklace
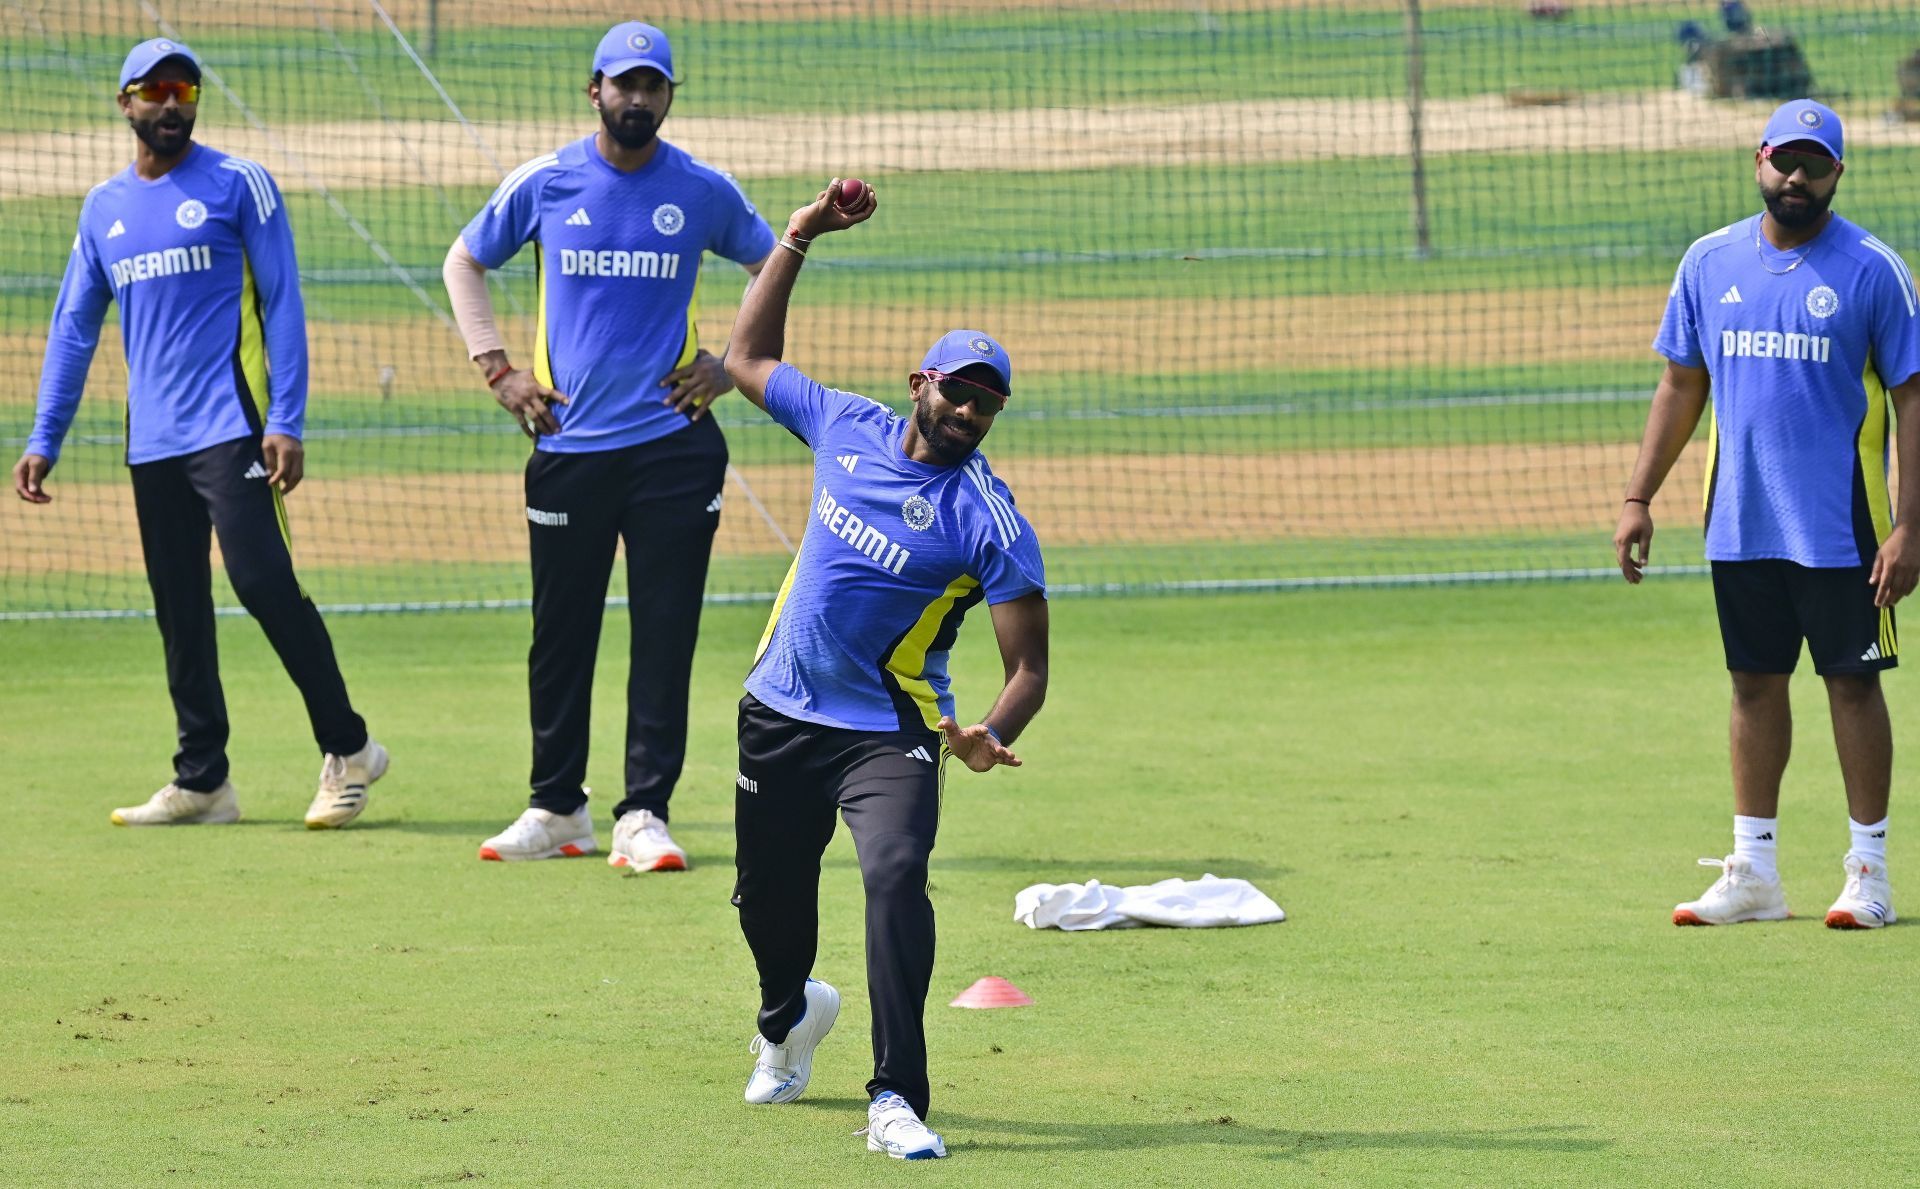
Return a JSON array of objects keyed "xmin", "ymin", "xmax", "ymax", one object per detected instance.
[{"xmin": 1754, "ymin": 223, "xmax": 1815, "ymax": 275}]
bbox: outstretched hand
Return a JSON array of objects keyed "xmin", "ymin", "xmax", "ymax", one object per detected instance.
[
  {"xmin": 938, "ymin": 716, "xmax": 1021, "ymax": 773},
  {"xmin": 788, "ymin": 177, "xmax": 878, "ymax": 242}
]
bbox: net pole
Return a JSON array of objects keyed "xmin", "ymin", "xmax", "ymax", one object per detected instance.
[{"xmin": 1405, "ymin": 0, "xmax": 1432, "ymax": 259}]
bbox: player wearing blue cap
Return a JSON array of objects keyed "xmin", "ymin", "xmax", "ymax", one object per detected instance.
[
  {"xmin": 722, "ymin": 180, "xmax": 1049, "ymax": 1160},
  {"xmin": 443, "ymin": 22, "xmax": 775, "ymax": 870},
  {"xmin": 1615, "ymin": 99, "xmax": 1920, "ymax": 929},
  {"xmin": 11, "ymin": 39, "xmax": 388, "ymax": 830}
]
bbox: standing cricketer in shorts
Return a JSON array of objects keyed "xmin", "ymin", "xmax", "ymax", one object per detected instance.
[
  {"xmin": 12, "ymin": 39, "xmax": 389, "ymax": 830},
  {"xmin": 1614, "ymin": 100, "xmax": 1920, "ymax": 928},
  {"xmin": 723, "ymin": 179, "xmax": 1049, "ymax": 1160},
  {"xmin": 443, "ymin": 22, "xmax": 773, "ymax": 870}
]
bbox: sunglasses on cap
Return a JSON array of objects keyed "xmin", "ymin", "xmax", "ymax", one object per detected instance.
[
  {"xmin": 1762, "ymin": 144, "xmax": 1839, "ymax": 181},
  {"xmin": 917, "ymin": 369, "xmax": 1008, "ymax": 415},
  {"xmin": 124, "ymin": 79, "xmax": 200, "ymax": 104}
]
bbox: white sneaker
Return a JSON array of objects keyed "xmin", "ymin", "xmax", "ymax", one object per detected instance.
[
  {"xmin": 1826, "ymin": 854, "xmax": 1896, "ymax": 929},
  {"xmin": 478, "ymin": 806, "xmax": 596, "ymax": 861},
  {"xmin": 609, "ymin": 809, "xmax": 689, "ymax": 872},
  {"xmin": 111, "ymin": 781, "xmax": 241, "ymax": 826},
  {"xmin": 863, "ymin": 1091, "xmax": 948, "ymax": 1160},
  {"xmin": 1673, "ymin": 855, "xmax": 1790, "ymax": 926},
  {"xmin": 744, "ymin": 979, "xmax": 840, "ymax": 1104},
  {"xmin": 305, "ymin": 739, "xmax": 389, "ymax": 829}
]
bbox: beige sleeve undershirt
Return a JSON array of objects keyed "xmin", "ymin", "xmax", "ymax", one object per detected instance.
[{"xmin": 442, "ymin": 236, "xmax": 505, "ymax": 361}]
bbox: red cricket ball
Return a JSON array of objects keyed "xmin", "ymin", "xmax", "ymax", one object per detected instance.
[{"xmin": 835, "ymin": 177, "xmax": 867, "ymax": 210}]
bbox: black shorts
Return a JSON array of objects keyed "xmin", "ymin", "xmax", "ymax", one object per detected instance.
[{"xmin": 1711, "ymin": 560, "xmax": 1897, "ymax": 676}]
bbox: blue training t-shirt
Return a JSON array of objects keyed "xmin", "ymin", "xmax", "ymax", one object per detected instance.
[
  {"xmin": 746, "ymin": 364, "xmax": 1047, "ymax": 734},
  {"xmin": 1656, "ymin": 212, "xmax": 1920, "ymax": 567},
  {"xmin": 461, "ymin": 137, "xmax": 775, "ymax": 454},
  {"xmin": 30, "ymin": 143, "xmax": 308, "ymax": 465}
]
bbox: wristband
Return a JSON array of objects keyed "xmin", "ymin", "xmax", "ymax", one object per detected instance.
[
  {"xmin": 784, "ymin": 223, "xmax": 813, "ymax": 244},
  {"xmin": 485, "ymin": 362, "xmax": 513, "ymax": 387},
  {"xmin": 1624, "ymin": 497, "xmax": 1650, "ymax": 507},
  {"xmin": 777, "ymin": 237, "xmax": 808, "ymax": 257},
  {"xmin": 983, "ymin": 723, "xmax": 1003, "ymax": 743}
]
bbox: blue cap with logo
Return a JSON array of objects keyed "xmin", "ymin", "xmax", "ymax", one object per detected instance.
[
  {"xmin": 1761, "ymin": 98, "xmax": 1843, "ymax": 161},
  {"xmin": 595, "ymin": 21, "xmax": 677, "ymax": 83},
  {"xmin": 119, "ymin": 37, "xmax": 201, "ymax": 89},
  {"xmin": 920, "ymin": 329, "xmax": 1013, "ymax": 395}
]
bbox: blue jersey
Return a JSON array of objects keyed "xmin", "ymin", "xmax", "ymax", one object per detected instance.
[
  {"xmin": 29, "ymin": 143, "xmax": 308, "ymax": 465},
  {"xmin": 746, "ymin": 365, "xmax": 1047, "ymax": 733},
  {"xmin": 1656, "ymin": 213, "xmax": 1920, "ymax": 566},
  {"xmin": 461, "ymin": 137, "xmax": 774, "ymax": 454}
]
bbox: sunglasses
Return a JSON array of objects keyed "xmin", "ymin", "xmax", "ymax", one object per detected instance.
[
  {"xmin": 1762, "ymin": 145, "xmax": 1839, "ymax": 180},
  {"xmin": 124, "ymin": 80, "xmax": 200, "ymax": 105},
  {"xmin": 918, "ymin": 369, "xmax": 1008, "ymax": 415}
]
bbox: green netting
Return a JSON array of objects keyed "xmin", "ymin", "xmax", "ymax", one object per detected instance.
[{"xmin": 5, "ymin": 1, "xmax": 1917, "ymax": 615}]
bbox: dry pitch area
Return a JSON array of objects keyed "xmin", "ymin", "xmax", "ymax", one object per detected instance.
[
  {"xmin": 13, "ymin": 91, "xmax": 1920, "ymax": 199},
  {"xmin": 0, "ymin": 441, "xmax": 1707, "ymax": 579}
]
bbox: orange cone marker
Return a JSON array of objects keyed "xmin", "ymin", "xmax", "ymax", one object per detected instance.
[{"xmin": 949, "ymin": 976, "xmax": 1034, "ymax": 1008}]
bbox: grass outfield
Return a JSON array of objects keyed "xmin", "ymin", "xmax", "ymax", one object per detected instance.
[
  {"xmin": 9, "ymin": 5, "xmax": 1913, "ymax": 132},
  {"xmin": 11, "ymin": 151, "xmax": 1920, "ymax": 326},
  {"xmin": 2, "ymin": 584, "xmax": 1916, "ymax": 1183}
]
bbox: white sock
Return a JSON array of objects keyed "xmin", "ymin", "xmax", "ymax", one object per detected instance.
[
  {"xmin": 1848, "ymin": 816, "xmax": 1889, "ymax": 867},
  {"xmin": 1733, "ymin": 815, "xmax": 1780, "ymax": 881}
]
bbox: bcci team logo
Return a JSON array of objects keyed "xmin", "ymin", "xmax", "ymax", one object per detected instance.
[
  {"xmin": 1798, "ymin": 109, "xmax": 1822, "ymax": 128},
  {"xmin": 901, "ymin": 495, "xmax": 936, "ymax": 532},
  {"xmin": 627, "ymin": 32, "xmax": 651, "ymax": 52},
  {"xmin": 175, "ymin": 199, "xmax": 206, "ymax": 229},
  {"xmin": 652, "ymin": 203, "xmax": 685, "ymax": 236},
  {"xmin": 1806, "ymin": 285, "xmax": 1840, "ymax": 318},
  {"xmin": 967, "ymin": 337, "xmax": 995, "ymax": 357}
]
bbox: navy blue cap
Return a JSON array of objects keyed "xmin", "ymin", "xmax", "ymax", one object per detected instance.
[
  {"xmin": 594, "ymin": 22, "xmax": 676, "ymax": 83},
  {"xmin": 920, "ymin": 330, "xmax": 1012, "ymax": 395},
  {"xmin": 119, "ymin": 38, "xmax": 200, "ymax": 89},
  {"xmin": 1762, "ymin": 99, "xmax": 1843, "ymax": 161}
]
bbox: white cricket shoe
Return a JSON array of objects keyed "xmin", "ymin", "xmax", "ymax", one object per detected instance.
[
  {"xmin": 609, "ymin": 809, "xmax": 689, "ymax": 872},
  {"xmin": 305, "ymin": 739, "xmax": 389, "ymax": 829},
  {"xmin": 1826, "ymin": 854, "xmax": 1896, "ymax": 930},
  {"xmin": 111, "ymin": 781, "xmax": 241, "ymax": 826},
  {"xmin": 478, "ymin": 806, "xmax": 597, "ymax": 861},
  {"xmin": 863, "ymin": 1091, "xmax": 948, "ymax": 1160},
  {"xmin": 1673, "ymin": 855, "xmax": 1790, "ymax": 926},
  {"xmin": 744, "ymin": 979, "xmax": 840, "ymax": 1105}
]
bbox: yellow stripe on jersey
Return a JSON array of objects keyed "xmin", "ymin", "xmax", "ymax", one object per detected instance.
[
  {"xmin": 753, "ymin": 542, "xmax": 806, "ymax": 666},
  {"xmin": 238, "ymin": 256, "xmax": 268, "ymax": 424},
  {"xmin": 1858, "ymin": 360, "xmax": 1893, "ymax": 546},
  {"xmin": 883, "ymin": 575, "xmax": 981, "ymax": 731},
  {"xmin": 533, "ymin": 244, "xmax": 554, "ymax": 389},
  {"xmin": 1701, "ymin": 404, "xmax": 1720, "ymax": 518},
  {"xmin": 675, "ymin": 272, "xmax": 702, "ymax": 372}
]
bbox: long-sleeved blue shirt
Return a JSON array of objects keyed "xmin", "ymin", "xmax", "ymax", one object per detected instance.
[{"xmin": 29, "ymin": 143, "xmax": 309, "ymax": 465}]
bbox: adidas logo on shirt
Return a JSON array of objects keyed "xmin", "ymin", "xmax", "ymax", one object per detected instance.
[
  {"xmin": 837, "ymin": 454, "xmax": 859, "ymax": 473},
  {"xmin": 1719, "ymin": 285, "xmax": 1742, "ymax": 304},
  {"xmin": 706, "ymin": 493, "xmax": 725, "ymax": 514},
  {"xmin": 1862, "ymin": 642, "xmax": 1884, "ymax": 662},
  {"xmin": 107, "ymin": 219, "xmax": 127, "ymax": 239},
  {"xmin": 905, "ymin": 746, "xmax": 933, "ymax": 763},
  {"xmin": 565, "ymin": 208, "xmax": 592, "ymax": 227},
  {"xmin": 242, "ymin": 461, "xmax": 268, "ymax": 481}
]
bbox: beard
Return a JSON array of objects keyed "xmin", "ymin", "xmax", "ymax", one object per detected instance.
[
  {"xmin": 1759, "ymin": 179, "xmax": 1833, "ymax": 230},
  {"xmin": 600, "ymin": 106, "xmax": 658, "ymax": 151},
  {"xmin": 131, "ymin": 111, "xmax": 194, "ymax": 158},
  {"xmin": 913, "ymin": 400, "xmax": 981, "ymax": 465}
]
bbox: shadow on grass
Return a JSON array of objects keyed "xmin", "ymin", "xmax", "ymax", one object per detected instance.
[{"xmin": 936, "ymin": 1114, "xmax": 1609, "ymax": 1161}]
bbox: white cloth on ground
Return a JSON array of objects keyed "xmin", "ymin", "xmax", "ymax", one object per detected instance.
[{"xmin": 1014, "ymin": 874, "xmax": 1285, "ymax": 930}]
